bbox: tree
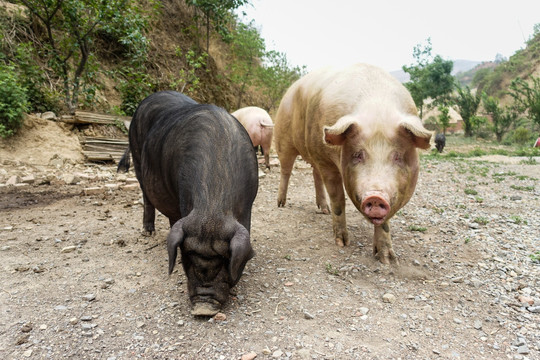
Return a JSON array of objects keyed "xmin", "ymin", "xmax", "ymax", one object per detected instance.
[
  {"xmin": 482, "ymin": 94, "xmax": 518, "ymax": 142},
  {"xmin": 19, "ymin": 0, "xmax": 149, "ymax": 113},
  {"xmin": 257, "ymin": 50, "xmax": 304, "ymax": 112},
  {"xmin": 454, "ymin": 84, "xmax": 481, "ymax": 137},
  {"xmin": 437, "ymin": 105, "xmax": 450, "ymax": 134},
  {"xmin": 508, "ymin": 77, "xmax": 540, "ymax": 129},
  {"xmin": 229, "ymin": 21, "xmax": 265, "ymax": 109},
  {"xmin": 403, "ymin": 38, "xmax": 454, "ymax": 118},
  {"xmin": 187, "ymin": 0, "xmax": 250, "ymax": 53}
]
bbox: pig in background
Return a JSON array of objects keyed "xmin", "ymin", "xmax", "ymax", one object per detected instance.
[
  {"xmin": 274, "ymin": 63, "xmax": 432, "ymax": 264},
  {"xmin": 118, "ymin": 91, "xmax": 258, "ymax": 316},
  {"xmin": 231, "ymin": 106, "xmax": 274, "ymax": 169},
  {"xmin": 435, "ymin": 133, "xmax": 446, "ymax": 153}
]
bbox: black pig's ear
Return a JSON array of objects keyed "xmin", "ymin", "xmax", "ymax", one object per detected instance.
[
  {"xmin": 167, "ymin": 219, "xmax": 186, "ymax": 275},
  {"xmin": 229, "ymin": 223, "xmax": 255, "ymax": 284}
]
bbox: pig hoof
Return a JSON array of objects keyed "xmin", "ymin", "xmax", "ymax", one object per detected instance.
[
  {"xmin": 374, "ymin": 250, "xmax": 398, "ymax": 265},
  {"xmin": 191, "ymin": 302, "xmax": 221, "ymax": 317}
]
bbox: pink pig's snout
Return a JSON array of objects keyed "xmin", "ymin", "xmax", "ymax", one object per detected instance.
[{"xmin": 361, "ymin": 192, "xmax": 390, "ymax": 226}]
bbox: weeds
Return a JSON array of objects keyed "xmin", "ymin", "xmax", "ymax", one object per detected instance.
[{"xmin": 408, "ymin": 225, "xmax": 427, "ymax": 233}]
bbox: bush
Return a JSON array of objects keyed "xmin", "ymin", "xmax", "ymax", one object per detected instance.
[
  {"xmin": 512, "ymin": 127, "xmax": 532, "ymax": 145},
  {"xmin": 0, "ymin": 65, "xmax": 28, "ymax": 138}
]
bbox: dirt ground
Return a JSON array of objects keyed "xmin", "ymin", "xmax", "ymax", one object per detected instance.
[{"xmin": 0, "ymin": 117, "xmax": 539, "ymax": 359}]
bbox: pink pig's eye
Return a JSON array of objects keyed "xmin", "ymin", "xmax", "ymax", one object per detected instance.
[{"xmin": 352, "ymin": 150, "xmax": 365, "ymax": 164}]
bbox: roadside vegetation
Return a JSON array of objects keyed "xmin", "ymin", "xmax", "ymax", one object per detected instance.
[{"xmin": 0, "ymin": 0, "xmax": 303, "ymax": 137}]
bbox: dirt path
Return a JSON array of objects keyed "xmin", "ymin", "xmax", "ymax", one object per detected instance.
[
  {"xmin": 1, "ymin": 151, "xmax": 539, "ymax": 359},
  {"xmin": 1, "ymin": 117, "xmax": 539, "ymax": 359}
]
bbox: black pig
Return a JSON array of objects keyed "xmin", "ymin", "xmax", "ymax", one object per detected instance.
[
  {"xmin": 118, "ymin": 91, "xmax": 258, "ymax": 316},
  {"xmin": 435, "ymin": 133, "xmax": 446, "ymax": 153}
]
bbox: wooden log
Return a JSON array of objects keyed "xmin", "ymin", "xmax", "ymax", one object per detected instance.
[{"xmin": 60, "ymin": 111, "xmax": 131, "ymax": 125}]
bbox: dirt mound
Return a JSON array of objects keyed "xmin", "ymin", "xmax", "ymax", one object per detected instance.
[{"xmin": 0, "ymin": 115, "xmax": 84, "ymax": 166}]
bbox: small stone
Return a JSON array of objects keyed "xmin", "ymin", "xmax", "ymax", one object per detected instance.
[
  {"xmin": 382, "ymin": 293, "xmax": 396, "ymax": 303},
  {"xmin": 517, "ymin": 345, "xmax": 529, "ymax": 354},
  {"xmin": 23, "ymin": 349, "xmax": 32, "ymax": 358},
  {"xmin": 21, "ymin": 175, "xmax": 35, "ymax": 184},
  {"xmin": 61, "ymin": 246, "xmax": 77, "ymax": 253},
  {"xmin": 517, "ymin": 295, "xmax": 534, "ymax": 305},
  {"xmin": 453, "ymin": 318, "xmax": 463, "ymax": 324},
  {"xmin": 241, "ymin": 351, "xmax": 257, "ymax": 360},
  {"xmin": 213, "ymin": 312, "xmax": 226, "ymax": 321},
  {"xmin": 6, "ymin": 175, "xmax": 21, "ymax": 185},
  {"xmin": 262, "ymin": 348, "xmax": 271, "ymax": 355},
  {"xmin": 303, "ymin": 310, "xmax": 314, "ymax": 319},
  {"xmin": 82, "ymin": 294, "xmax": 96, "ymax": 302},
  {"xmin": 21, "ymin": 323, "xmax": 33, "ymax": 333},
  {"xmin": 83, "ymin": 187, "xmax": 104, "ymax": 196},
  {"xmin": 63, "ymin": 173, "xmax": 79, "ymax": 185},
  {"xmin": 272, "ymin": 350, "xmax": 283, "ymax": 358},
  {"xmin": 39, "ymin": 324, "xmax": 47, "ymax": 330},
  {"xmin": 69, "ymin": 317, "xmax": 78, "ymax": 325},
  {"xmin": 473, "ymin": 320, "xmax": 482, "ymax": 330},
  {"xmin": 136, "ymin": 321, "xmax": 145, "ymax": 328},
  {"xmin": 527, "ymin": 306, "xmax": 540, "ymax": 313},
  {"xmin": 296, "ymin": 348, "xmax": 311, "ymax": 359},
  {"xmin": 358, "ymin": 307, "xmax": 369, "ymax": 316},
  {"xmin": 80, "ymin": 315, "xmax": 92, "ymax": 321}
]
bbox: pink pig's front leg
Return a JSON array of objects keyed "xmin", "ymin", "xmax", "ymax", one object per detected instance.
[{"xmin": 373, "ymin": 222, "xmax": 398, "ymax": 264}]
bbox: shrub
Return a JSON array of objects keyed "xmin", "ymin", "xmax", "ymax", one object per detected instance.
[
  {"xmin": 0, "ymin": 65, "xmax": 28, "ymax": 138},
  {"xmin": 512, "ymin": 127, "xmax": 532, "ymax": 145}
]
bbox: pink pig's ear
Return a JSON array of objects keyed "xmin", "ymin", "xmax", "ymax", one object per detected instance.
[
  {"xmin": 399, "ymin": 115, "xmax": 433, "ymax": 150},
  {"xmin": 323, "ymin": 115, "xmax": 359, "ymax": 146}
]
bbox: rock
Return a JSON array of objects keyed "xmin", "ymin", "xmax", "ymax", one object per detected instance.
[
  {"xmin": 516, "ymin": 345, "xmax": 529, "ymax": 354},
  {"xmin": 6, "ymin": 175, "xmax": 21, "ymax": 185},
  {"xmin": 272, "ymin": 350, "xmax": 283, "ymax": 358},
  {"xmin": 83, "ymin": 187, "xmax": 104, "ymax": 196},
  {"xmin": 382, "ymin": 293, "xmax": 396, "ymax": 303},
  {"xmin": 241, "ymin": 352, "xmax": 257, "ymax": 360},
  {"xmin": 473, "ymin": 320, "xmax": 482, "ymax": 330},
  {"xmin": 22, "ymin": 349, "xmax": 32, "ymax": 358},
  {"xmin": 213, "ymin": 312, "xmax": 227, "ymax": 321},
  {"xmin": 82, "ymin": 294, "xmax": 96, "ymax": 302},
  {"xmin": 63, "ymin": 173, "xmax": 79, "ymax": 185},
  {"xmin": 21, "ymin": 174, "xmax": 35, "ymax": 184},
  {"xmin": 517, "ymin": 295, "xmax": 534, "ymax": 305},
  {"xmin": 303, "ymin": 310, "xmax": 314, "ymax": 320},
  {"xmin": 527, "ymin": 306, "xmax": 540, "ymax": 313},
  {"xmin": 61, "ymin": 246, "xmax": 77, "ymax": 253},
  {"xmin": 296, "ymin": 348, "xmax": 311, "ymax": 359},
  {"xmin": 41, "ymin": 111, "xmax": 57, "ymax": 120}
]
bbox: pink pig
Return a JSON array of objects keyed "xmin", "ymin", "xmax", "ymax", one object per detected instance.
[
  {"xmin": 274, "ymin": 63, "xmax": 432, "ymax": 264},
  {"xmin": 232, "ymin": 106, "xmax": 274, "ymax": 169}
]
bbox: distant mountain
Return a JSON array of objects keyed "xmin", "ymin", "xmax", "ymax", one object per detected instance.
[{"xmin": 390, "ymin": 59, "xmax": 484, "ymax": 83}]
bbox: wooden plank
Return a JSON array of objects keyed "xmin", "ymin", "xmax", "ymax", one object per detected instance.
[{"xmin": 60, "ymin": 111, "xmax": 131, "ymax": 125}]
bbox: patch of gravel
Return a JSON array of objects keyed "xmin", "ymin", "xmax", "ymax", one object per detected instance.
[{"xmin": 0, "ymin": 154, "xmax": 539, "ymax": 359}]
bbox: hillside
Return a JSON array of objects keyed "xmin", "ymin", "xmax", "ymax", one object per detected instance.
[
  {"xmin": 0, "ymin": 0, "xmax": 297, "ymax": 118},
  {"xmin": 472, "ymin": 30, "xmax": 540, "ymax": 100}
]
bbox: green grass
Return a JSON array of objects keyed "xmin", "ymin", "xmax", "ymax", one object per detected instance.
[
  {"xmin": 474, "ymin": 217, "xmax": 489, "ymax": 225},
  {"xmin": 510, "ymin": 185, "xmax": 535, "ymax": 192},
  {"xmin": 464, "ymin": 188, "xmax": 478, "ymax": 195},
  {"xmin": 408, "ymin": 225, "xmax": 427, "ymax": 233}
]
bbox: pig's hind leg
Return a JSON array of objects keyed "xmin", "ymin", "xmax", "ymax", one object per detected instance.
[
  {"xmin": 312, "ymin": 167, "xmax": 330, "ymax": 214},
  {"xmin": 142, "ymin": 193, "xmax": 156, "ymax": 236},
  {"xmin": 276, "ymin": 152, "xmax": 297, "ymax": 207}
]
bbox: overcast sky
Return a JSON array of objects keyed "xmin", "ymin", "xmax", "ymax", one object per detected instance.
[{"xmin": 238, "ymin": 0, "xmax": 540, "ymax": 72}]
